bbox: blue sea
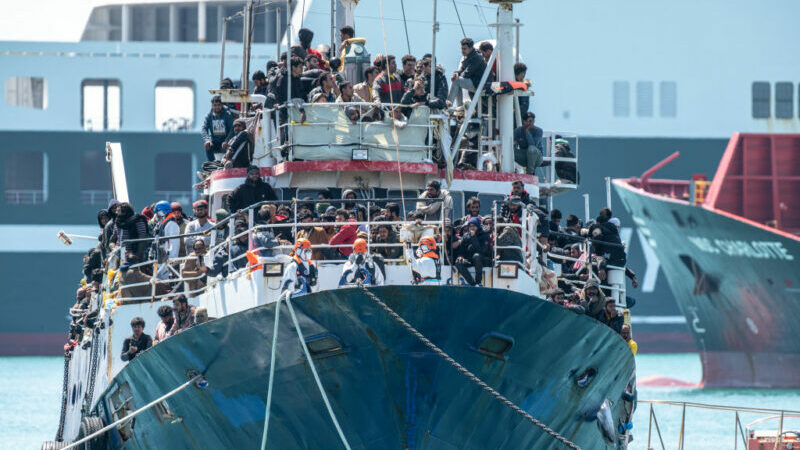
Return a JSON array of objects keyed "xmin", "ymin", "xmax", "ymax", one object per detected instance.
[{"xmin": 2, "ymin": 354, "xmax": 798, "ymax": 449}]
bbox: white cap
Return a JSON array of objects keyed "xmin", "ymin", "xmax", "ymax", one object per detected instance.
[{"xmin": 609, "ymin": 217, "xmax": 621, "ymax": 228}]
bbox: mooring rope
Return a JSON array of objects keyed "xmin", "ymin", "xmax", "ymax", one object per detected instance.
[{"xmin": 357, "ymin": 284, "xmax": 581, "ymax": 450}]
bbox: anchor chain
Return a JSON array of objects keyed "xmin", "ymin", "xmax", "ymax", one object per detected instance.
[
  {"xmin": 83, "ymin": 327, "xmax": 102, "ymax": 415},
  {"xmin": 357, "ymin": 284, "xmax": 582, "ymax": 450},
  {"xmin": 56, "ymin": 349, "xmax": 73, "ymax": 441}
]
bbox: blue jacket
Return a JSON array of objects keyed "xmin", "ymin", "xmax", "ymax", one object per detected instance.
[{"xmin": 201, "ymin": 108, "xmax": 235, "ymax": 146}]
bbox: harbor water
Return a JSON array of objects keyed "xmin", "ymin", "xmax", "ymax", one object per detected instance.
[{"xmin": 2, "ymin": 354, "xmax": 798, "ymax": 449}]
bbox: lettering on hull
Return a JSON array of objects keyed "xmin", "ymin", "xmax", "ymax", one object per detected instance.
[{"xmin": 687, "ymin": 237, "xmax": 794, "ymax": 261}]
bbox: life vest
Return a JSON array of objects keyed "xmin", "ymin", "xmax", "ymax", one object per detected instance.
[{"xmin": 292, "ymin": 256, "xmax": 318, "ymax": 293}]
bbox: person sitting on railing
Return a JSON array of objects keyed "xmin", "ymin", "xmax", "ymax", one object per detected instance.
[
  {"xmin": 226, "ymin": 165, "xmax": 277, "ymax": 213},
  {"xmin": 354, "ymin": 66, "xmax": 378, "ymax": 103},
  {"xmin": 208, "ymin": 220, "xmax": 250, "ymax": 278},
  {"xmin": 453, "ymin": 217, "xmax": 491, "ymax": 286},
  {"xmin": 513, "ymin": 112, "xmax": 544, "ymax": 175},
  {"xmin": 152, "ymin": 305, "xmax": 174, "ymax": 345},
  {"xmin": 121, "ymin": 317, "xmax": 152, "ymax": 362},
  {"xmin": 201, "ymin": 95, "xmax": 235, "ymax": 162},
  {"xmin": 373, "ymin": 54, "xmax": 403, "ymax": 104},
  {"xmin": 400, "ymin": 78, "xmax": 446, "ymax": 118},
  {"xmin": 296, "ymin": 211, "xmax": 329, "ymax": 261},
  {"xmin": 448, "ymin": 38, "xmax": 486, "ymax": 108},
  {"xmin": 496, "ymin": 218, "xmax": 524, "ymax": 264},
  {"xmin": 169, "ymin": 296, "xmax": 196, "ymax": 336},
  {"xmin": 405, "ymin": 236, "xmax": 440, "ymax": 283},
  {"xmin": 329, "ymin": 209, "xmax": 359, "ymax": 259},
  {"xmin": 221, "ymin": 118, "xmax": 253, "ymax": 169},
  {"xmin": 307, "ymin": 72, "xmax": 338, "ymax": 103},
  {"xmin": 580, "ymin": 280, "xmax": 607, "ymax": 318},
  {"xmin": 419, "ymin": 57, "xmax": 448, "ymax": 99},
  {"xmin": 180, "ymin": 239, "xmax": 209, "ymax": 297},
  {"xmin": 184, "ymin": 200, "xmax": 213, "ymax": 254},
  {"xmin": 374, "ymin": 223, "xmax": 402, "ymax": 260},
  {"xmin": 414, "ymin": 180, "xmax": 453, "ymax": 222},
  {"xmin": 597, "ymin": 299, "xmax": 623, "ymax": 334},
  {"xmin": 281, "ymin": 238, "xmax": 317, "ymax": 296},
  {"xmin": 339, "ymin": 238, "xmax": 385, "ymax": 286},
  {"xmin": 335, "ymin": 81, "xmax": 364, "ymax": 105}
]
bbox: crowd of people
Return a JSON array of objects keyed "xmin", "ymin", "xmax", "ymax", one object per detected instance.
[
  {"xmin": 198, "ymin": 27, "xmax": 559, "ymax": 177},
  {"xmin": 66, "ymin": 28, "xmax": 629, "ymax": 363}
]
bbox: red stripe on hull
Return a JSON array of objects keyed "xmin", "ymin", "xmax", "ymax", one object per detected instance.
[
  {"xmin": 702, "ymin": 351, "xmax": 800, "ymax": 388},
  {"xmin": 0, "ymin": 333, "xmax": 66, "ymax": 356}
]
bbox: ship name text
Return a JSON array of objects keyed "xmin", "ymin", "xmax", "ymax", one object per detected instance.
[{"xmin": 687, "ymin": 237, "xmax": 794, "ymax": 261}]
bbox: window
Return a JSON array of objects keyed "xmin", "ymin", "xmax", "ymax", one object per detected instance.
[
  {"xmin": 155, "ymin": 80, "xmax": 195, "ymax": 131},
  {"xmin": 477, "ymin": 194, "xmax": 504, "ymax": 216},
  {"xmin": 80, "ymin": 152, "xmax": 113, "ymax": 205},
  {"xmin": 5, "ymin": 152, "xmax": 47, "ymax": 204},
  {"xmin": 775, "ymin": 82, "xmax": 793, "ymax": 119},
  {"xmin": 5, "ymin": 77, "xmax": 47, "ymax": 109},
  {"xmin": 154, "ymin": 153, "xmax": 196, "ymax": 204},
  {"xmin": 752, "ymin": 82, "xmax": 770, "ymax": 119},
  {"xmin": 636, "ymin": 81, "xmax": 653, "ymax": 117},
  {"xmin": 660, "ymin": 81, "xmax": 677, "ymax": 118},
  {"xmin": 612, "ymin": 81, "xmax": 629, "ymax": 117},
  {"xmin": 82, "ymin": 79, "xmax": 121, "ymax": 131}
]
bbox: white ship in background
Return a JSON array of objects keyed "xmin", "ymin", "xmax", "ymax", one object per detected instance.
[{"xmin": 1, "ymin": 0, "xmax": 799, "ymax": 355}]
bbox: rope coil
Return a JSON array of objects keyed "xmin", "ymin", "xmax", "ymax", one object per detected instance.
[{"xmin": 357, "ymin": 284, "xmax": 581, "ymax": 450}]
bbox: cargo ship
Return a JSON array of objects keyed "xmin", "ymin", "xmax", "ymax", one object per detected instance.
[{"xmin": 614, "ymin": 133, "xmax": 800, "ymax": 388}]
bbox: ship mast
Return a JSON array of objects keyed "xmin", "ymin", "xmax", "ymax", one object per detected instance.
[{"xmin": 493, "ymin": 1, "xmax": 518, "ymax": 173}]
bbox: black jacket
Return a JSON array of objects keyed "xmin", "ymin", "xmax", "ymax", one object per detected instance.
[
  {"xmin": 399, "ymin": 91, "xmax": 446, "ymax": 117},
  {"xmin": 227, "ymin": 178, "xmax": 278, "ymax": 213},
  {"xmin": 267, "ymin": 69, "xmax": 309, "ymax": 106},
  {"xmin": 589, "ymin": 221, "xmax": 625, "ymax": 266},
  {"xmin": 227, "ymin": 131, "xmax": 253, "ymax": 168},
  {"xmin": 421, "ymin": 68, "xmax": 449, "ymax": 98},
  {"xmin": 457, "ymin": 49, "xmax": 487, "ymax": 88},
  {"xmin": 456, "ymin": 228, "xmax": 490, "ymax": 260},
  {"xmin": 121, "ymin": 333, "xmax": 152, "ymax": 361}
]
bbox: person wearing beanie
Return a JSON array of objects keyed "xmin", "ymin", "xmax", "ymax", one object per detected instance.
[
  {"xmin": 221, "ymin": 118, "xmax": 253, "ymax": 169},
  {"xmin": 227, "ymin": 165, "xmax": 277, "ymax": 213}
]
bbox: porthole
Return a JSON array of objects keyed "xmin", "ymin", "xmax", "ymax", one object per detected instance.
[{"xmin": 576, "ymin": 368, "xmax": 597, "ymax": 388}]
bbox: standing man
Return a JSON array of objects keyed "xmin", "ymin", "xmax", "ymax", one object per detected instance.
[
  {"xmin": 252, "ymin": 70, "xmax": 268, "ymax": 96},
  {"xmin": 399, "ymin": 54, "xmax": 417, "ymax": 91},
  {"xmin": 169, "ymin": 296, "xmax": 196, "ymax": 336},
  {"xmin": 184, "ymin": 200, "xmax": 213, "ymax": 253},
  {"xmin": 121, "ymin": 317, "xmax": 152, "ymax": 361},
  {"xmin": 414, "ymin": 180, "xmax": 453, "ymax": 222},
  {"xmin": 227, "ymin": 165, "xmax": 277, "ymax": 213},
  {"xmin": 448, "ymin": 38, "xmax": 487, "ymax": 107},
  {"xmin": 513, "ymin": 62, "xmax": 530, "ymax": 117},
  {"xmin": 201, "ymin": 96, "xmax": 235, "ymax": 161},
  {"xmin": 354, "ymin": 66, "xmax": 378, "ymax": 103},
  {"xmin": 373, "ymin": 55, "xmax": 403, "ymax": 104}
]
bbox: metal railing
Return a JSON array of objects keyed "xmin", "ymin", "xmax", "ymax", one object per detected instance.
[
  {"xmin": 5, "ymin": 189, "xmax": 46, "ymax": 205},
  {"xmin": 639, "ymin": 399, "xmax": 800, "ymax": 450}
]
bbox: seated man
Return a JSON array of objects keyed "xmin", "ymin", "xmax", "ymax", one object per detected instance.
[
  {"xmin": 339, "ymin": 238, "xmax": 385, "ymax": 286},
  {"xmin": 453, "ymin": 217, "xmax": 490, "ymax": 286},
  {"xmin": 448, "ymin": 38, "xmax": 486, "ymax": 107},
  {"xmin": 399, "ymin": 78, "xmax": 445, "ymax": 117},
  {"xmin": 414, "ymin": 180, "xmax": 453, "ymax": 222},
  {"xmin": 221, "ymin": 118, "xmax": 253, "ymax": 169},
  {"xmin": 404, "ymin": 236, "xmax": 440, "ymax": 283},
  {"xmin": 169, "ymin": 296, "xmax": 196, "ymax": 336},
  {"xmin": 513, "ymin": 112, "xmax": 544, "ymax": 174},
  {"xmin": 121, "ymin": 317, "xmax": 152, "ymax": 362},
  {"xmin": 281, "ymin": 238, "xmax": 318, "ymax": 296},
  {"xmin": 200, "ymin": 95, "xmax": 234, "ymax": 161}
]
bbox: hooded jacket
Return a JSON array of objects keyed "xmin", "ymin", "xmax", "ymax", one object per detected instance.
[
  {"xmin": 200, "ymin": 108, "xmax": 235, "ymax": 146},
  {"xmin": 457, "ymin": 219, "xmax": 490, "ymax": 260}
]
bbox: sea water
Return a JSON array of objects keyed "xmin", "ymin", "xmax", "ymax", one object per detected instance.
[{"xmin": 2, "ymin": 354, "xmax": 798, "ymax": 449}]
